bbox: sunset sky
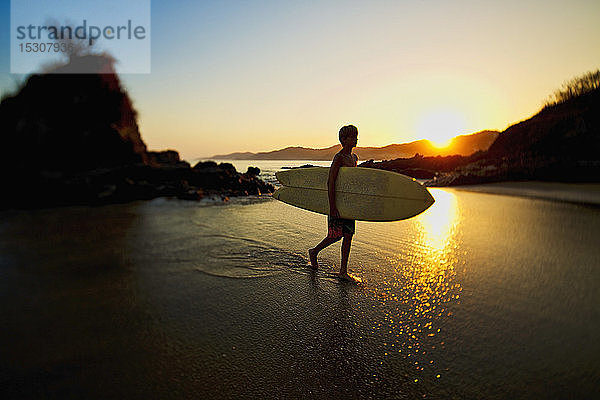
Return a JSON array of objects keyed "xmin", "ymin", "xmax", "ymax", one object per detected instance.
[{"xmin": 1, "ymin": 0, "xmax": 599, "ymax": 160}]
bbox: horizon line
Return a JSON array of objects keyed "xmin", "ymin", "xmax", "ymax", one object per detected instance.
[{"xmin": 196, "ymin": 129, "xmax": 499, "ymax": 159}]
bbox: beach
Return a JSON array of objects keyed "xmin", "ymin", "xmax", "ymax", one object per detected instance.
[
  {"xmin": 452, "ymin": 181, "xmax": 600, "ymax": 206},
  {"xmin": 3, "ymin": 0, "xmax": 600, "ymax": 396},
  {"xmin": 1, "ymin": 161, "xmax": 599, "ymax": 399}
]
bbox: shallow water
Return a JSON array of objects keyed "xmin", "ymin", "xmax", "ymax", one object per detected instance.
[
  {"xmin": 193, "ymin": 159, "xmax": 332, "ymax": 187},
  {"xmin": 1, "ymin": 187, "xmax": 599, "ymax": 399}
]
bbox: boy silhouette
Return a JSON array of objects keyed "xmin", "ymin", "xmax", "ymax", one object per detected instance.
[{"xmin": 308, "ymin": 125, "xmax": 358, "ymax": 281}]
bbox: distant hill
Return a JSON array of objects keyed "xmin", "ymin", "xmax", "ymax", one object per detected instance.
[{"xmin": 211, "ymin": 130, "xmax": 499, "ymax": 160}]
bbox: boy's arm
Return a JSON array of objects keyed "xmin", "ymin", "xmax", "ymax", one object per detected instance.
[{"xmin": 328, "ymin": 154, "xmax": 342, "ymax": 218}]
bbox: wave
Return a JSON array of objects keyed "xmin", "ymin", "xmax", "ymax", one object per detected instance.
[
  {"xmin": 192, "ymin": 233, "xmax": 364, "ymax": 284},
  {"xmin": 194, "ymin": 234, "xmax": 311, "ymax": 279}
]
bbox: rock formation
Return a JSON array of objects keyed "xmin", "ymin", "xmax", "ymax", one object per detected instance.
[{"xmin": 0, "ymin": 54, "xmax": 273, "ymax": 209}]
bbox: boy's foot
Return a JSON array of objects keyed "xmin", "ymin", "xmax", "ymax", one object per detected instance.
[
  {"xmin": 308, "ymin": 248, "xmax": 319, "ymax": 270},
  {"xmin": 337, "ymin": 272, "xmax": 360, "ymax": 283}
]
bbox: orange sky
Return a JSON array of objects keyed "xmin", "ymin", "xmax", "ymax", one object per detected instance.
[{"xmin": 3, "ymin": 1, "xmax": 599, "ymax": 161}]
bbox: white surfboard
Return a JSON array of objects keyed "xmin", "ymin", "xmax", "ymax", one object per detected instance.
[{"xmin": 273, "ymin": 167, "xmax": 434, "ymax": 221}]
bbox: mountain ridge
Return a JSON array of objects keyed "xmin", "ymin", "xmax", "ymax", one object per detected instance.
[{"xmin": 210, "ymin": 130, "xmax": 499, "ymax": 160}]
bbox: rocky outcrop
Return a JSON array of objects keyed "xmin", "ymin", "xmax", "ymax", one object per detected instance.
[
  {"xmin": 0, "ymin": 152, "xmax": 274, "ymax": 209},
  {"xmin": 0, "ymin": 54, "xmax": 273, "ymax": 209},
  {"xmin": 359, "ymin": 154, "xmax": 474, "ymax": 179},
  {"xmin": 147, "ymin": 150, "xmax": 190, "ymax": 168}
]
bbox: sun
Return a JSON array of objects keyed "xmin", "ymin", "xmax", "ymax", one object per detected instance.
[{"xmin": 415, "ymin": 109, "xmax": 467, "ymax": 148}]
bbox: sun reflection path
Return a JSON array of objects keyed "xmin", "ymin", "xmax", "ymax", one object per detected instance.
[
  {"xmin": 417, "ymin": 189, "xmax": 459, "ymax": 253},
  {"xmin": 365, "ymin": 189, "xmax": 463, "ymax": 379}
]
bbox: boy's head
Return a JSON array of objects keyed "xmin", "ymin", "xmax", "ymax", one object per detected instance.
[{"xmin": 339, "ymin": 125, "xmax": 358, "ymax": 145}]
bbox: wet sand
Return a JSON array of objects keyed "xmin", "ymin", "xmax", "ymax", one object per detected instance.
[
  {"xmin": 451, "ymin": 181, "xmax": 600, "ymax": 205},
  {"xmin": 1, "ymin": 190, "xmax": 599, "ymax": 399}
]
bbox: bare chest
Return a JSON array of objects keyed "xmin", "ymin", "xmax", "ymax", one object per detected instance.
[{"xmin": 339, "ymin": 153, "xmax": 357, "ymax": 167}]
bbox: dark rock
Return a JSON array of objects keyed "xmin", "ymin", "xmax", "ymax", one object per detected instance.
[
  {"xmin": 401, "ymin": 168, "xmax": 435, "ymax": 179},
  {"xmin": 193, "ymin": 161, "xmax": 218, "ymax": 169},
  {"xmin": 148, "ymin": 150, "xmax": 189, "ymax": 167},
  {"xmin": 0, "ymin": 56, "xmax": 274, "ymax": 209},
  {"xmin": 1, "ymin": 57, "xmax": 148, "ymax": 173},
  {"xmin": 245, "ymin": 166, "xmax": 261, "ymax": 176},
  {"xmin": 218, "ymin": 163, "xmax": 237, "ymax": 175}
]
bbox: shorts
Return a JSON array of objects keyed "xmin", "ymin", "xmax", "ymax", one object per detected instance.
[{"xmin": 327, "ymin": 216, "xmax": 355, "ymax": 239}]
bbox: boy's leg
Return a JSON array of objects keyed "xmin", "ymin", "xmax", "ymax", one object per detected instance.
[
  {"xmin": 338, "ymin": 233, "xmax": 353, "ymax": 277},
  {"xmin": 309, "ymin": 236, "xmax": 341, "ymax": 269}
]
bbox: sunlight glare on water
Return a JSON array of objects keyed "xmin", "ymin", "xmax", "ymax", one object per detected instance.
[
  {"xmin": 416, "ymin": 189, "xmax": 459, "ymax": 253},
  {"xmin": 365, "ymin": 189, "xmax": 463, "ymax": 374}
]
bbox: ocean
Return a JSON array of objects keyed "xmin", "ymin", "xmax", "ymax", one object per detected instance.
[{"xmin": 1, "ymin": 160, "xmax": 598, "ymax": 399}]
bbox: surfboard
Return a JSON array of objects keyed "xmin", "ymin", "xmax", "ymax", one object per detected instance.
[{"xmin": 273, "ymin": 167, "xmax": 435, "ymax": 222}]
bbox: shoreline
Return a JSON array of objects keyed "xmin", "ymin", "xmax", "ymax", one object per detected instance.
[{"xmin": 441, "ymin": 181, "xmax": 600, "ymax": 206}]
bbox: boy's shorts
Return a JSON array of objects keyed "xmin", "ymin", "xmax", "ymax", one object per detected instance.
[{"xmin": 327, "ymin": 216, "xmax": 355, "ymax": 239}]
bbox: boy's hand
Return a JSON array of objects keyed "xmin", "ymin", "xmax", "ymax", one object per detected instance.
[{"xmin": 330, "ymin": 206, "xmax": 340, "ymax": 218}]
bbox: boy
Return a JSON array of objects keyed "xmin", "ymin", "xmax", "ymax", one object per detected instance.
[{"xmin": 308, "ymin": 125, "xmax": 358, "ymax": 281}]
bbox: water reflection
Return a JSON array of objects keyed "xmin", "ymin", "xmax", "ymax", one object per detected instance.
[
  {"xmin": 416, "ymin": 189, "xmax": 459, "ymax": 253},
  {"xmin": 364, "ymin": 189, "xmax": 463, "ymax": 379}
]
